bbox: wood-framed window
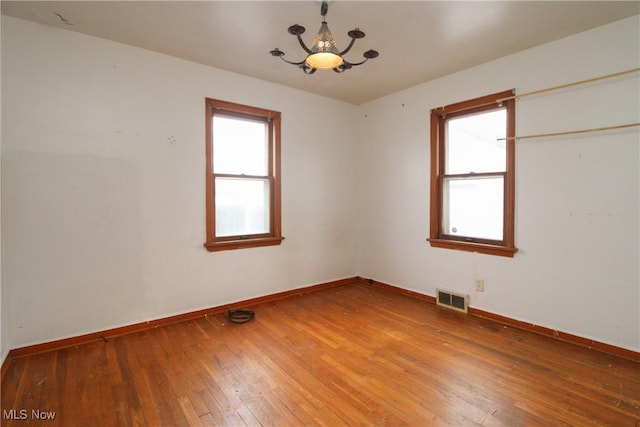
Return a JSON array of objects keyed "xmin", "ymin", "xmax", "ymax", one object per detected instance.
[
  {"xmin": 204, "ymin": 98, "xmax": 283, "ymax": 252},
  {"xmin": 428, "ymin": 90, "xmax": 517, "ymax": 257}
]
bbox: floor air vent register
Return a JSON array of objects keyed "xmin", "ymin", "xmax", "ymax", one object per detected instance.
[{"xmin": 436, "ymin": 289, "xmax": 469, "ymax": 313}]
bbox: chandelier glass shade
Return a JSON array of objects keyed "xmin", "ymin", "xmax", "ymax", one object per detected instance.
[{"xmin": 269, "ymin": 2, "xmax": 378, "ymax": 74}]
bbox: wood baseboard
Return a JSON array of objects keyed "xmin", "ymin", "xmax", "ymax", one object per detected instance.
[
  {"xmin": 467, "ymin": 307, "xmax": 640, "ymax": 362},
  {"xmin": 357, "ymin": 277, "xmax": 639, "ymax": 363},
  {"xmin": 3, "ymin": 274, "xmax": 637, "ymax": 379},
  {"xmin": 4, "ymin": 276, "xmax": 359, "ymax": 361},
  {"xmin": 365, "ymin": 277, "xmax": 437, "ymax": 304}
]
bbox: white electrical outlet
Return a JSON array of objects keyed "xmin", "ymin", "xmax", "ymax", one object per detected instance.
[{"xmin": 475, "ymin": 279, "xmax": 485, "ymax": 292}]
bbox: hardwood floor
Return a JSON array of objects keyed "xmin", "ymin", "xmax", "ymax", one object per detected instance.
[{"xmin": 2, "ymin": 282, "xmax": 639, "ymax": 426}]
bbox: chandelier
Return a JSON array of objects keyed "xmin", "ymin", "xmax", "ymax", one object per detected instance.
[{"xmin": 269, "ymin": 1, "xmax": 379, "ymax": 74}]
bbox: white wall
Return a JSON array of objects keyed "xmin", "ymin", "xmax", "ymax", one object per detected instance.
[
  {"xmin": 2, "ymin": 13, "xmax": 639, "ymax": 354},
  {"xmin": 1, "ymin": 16, "xmax": 359, "ymax": 349},
  {"xmin": 356, "ymin": 15, "xmax": 640, "ymax": 351},
  {"xmin": 0, "ymin": 13, "xmax": 5, "ymax": 365}
]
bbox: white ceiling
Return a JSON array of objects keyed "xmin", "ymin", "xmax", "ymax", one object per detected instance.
[{"xmin": 2, "ymin": 1, "xmax": 639, "ymax": 105}]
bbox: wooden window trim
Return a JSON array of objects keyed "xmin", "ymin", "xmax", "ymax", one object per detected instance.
[
  {"xmin": 204, "ymin": 98, "xmax": 283, "ymax": 252},
  {"xmin": 428, "ymin": 90, "xmax": 517, "ymax": 258}
]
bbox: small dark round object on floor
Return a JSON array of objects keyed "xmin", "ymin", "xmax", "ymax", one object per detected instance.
[{"xmin": 226, "ymin": 308, "xmax": 255, "ymax": 324}]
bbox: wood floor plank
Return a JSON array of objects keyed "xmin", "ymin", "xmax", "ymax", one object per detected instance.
[
  {"xmin": 2, "ymin": 283, "xmax": 639, "ymax": 426},
  {"xmin": 176, "ymin": 394, "xmax": 204, "ymax": 427}
]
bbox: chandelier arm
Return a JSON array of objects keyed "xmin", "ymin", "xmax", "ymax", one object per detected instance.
[
  {"xmin": 342, "ymin": 50, "xmax": 379, "ymax": 68},
  {"xmin": 279, "ymin": 56, "xmax": 307, "ymax": 66},
  {"xmin": 343, "ymin": 58, "xmax": 368, "ymax": 67},
  {"xmin": 332, "ymin": 67, "xmax": 346, "ymax": 73},
  {"xmin": 295, "ymin": 34, "xmax": 314, "ymax": 55},
  {"xmin": 338, "ymin": 37, "xmax": 357, "ymax": 56},
  {"xmin": 303, "ymin": 66, "xmax": 317, "ymax": 75}
]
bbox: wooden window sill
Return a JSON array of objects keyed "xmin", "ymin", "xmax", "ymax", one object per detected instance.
[
  {"xmin": 427, "ymin": 238, "xmax": 517, "ymax": 258},
  {"xmin": 204, "ymin": 236, "xmax": 284, "ymax": 252}
]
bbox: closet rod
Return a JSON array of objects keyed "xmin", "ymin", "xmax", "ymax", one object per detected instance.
[
  {"xmin": 496, "ymin": 67, "xmax": 640, "ymax": 103},
  {"xmin": 498, "ymin": 122, "xmax": 639, "ymax": 141}
]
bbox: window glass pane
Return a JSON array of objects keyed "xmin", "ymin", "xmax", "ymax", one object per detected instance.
[
  {"xmin": 446, "ymin": 109, "xmax": 506, "ymax": 174},
  {"xmin": 443, "ymin": 176, "xmax": 503, "ymax": 241},
  {"xmin": 215, "ymin": 178, "xmax": 270, "ymax": 237},
  {"xmin": 213, "ymin": 115, "xmax": 268, "ymax": 175}
]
